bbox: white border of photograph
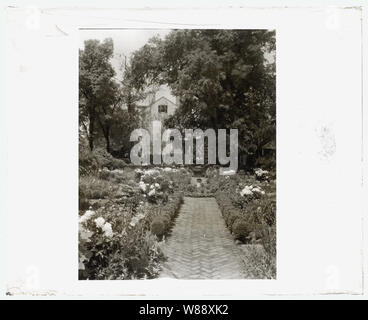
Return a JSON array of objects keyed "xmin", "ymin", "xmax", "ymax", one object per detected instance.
[{"xmin": 1, "ymin": 1, "xmax": 365, "ymax": 298}]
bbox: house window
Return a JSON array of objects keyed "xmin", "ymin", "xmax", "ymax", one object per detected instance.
[{"xmin": 158, "ymin": 104, "xmax": 168, "ymax": 113}]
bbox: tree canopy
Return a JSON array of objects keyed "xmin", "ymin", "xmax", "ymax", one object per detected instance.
[
  {"xmin": 129, "ymin": 30, "xmax": 276, "ymax": 165},
  {"xmin": 79, "ymin": 30, "xmax": 276, "ymax": 168},
  {"xmin": 79, "ymin": 38, "xmax": 140, "ymax": 155}
]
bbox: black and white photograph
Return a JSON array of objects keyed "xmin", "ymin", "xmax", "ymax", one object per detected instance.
[
  {"xmin": 1, "ymin": 1, "xmax": 365, "ymax": 301},
  {"xmin": 78, "ymin": 29, "xmax": 276, "ymax": 280}
]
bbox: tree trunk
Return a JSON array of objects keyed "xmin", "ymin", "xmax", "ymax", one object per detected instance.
[
  {"xmin": 96, "ymin": 115, "xmax": 111, "ymax": 154},
  {"xmin": 105, "ymin": 126, "xmax": 111, "ymax": 153},
  {"xmin": 127, "ymin": 93, "xmax": 135, "ymax": 114},
  {"xmin": 88, "ymin": 110, "xmax": 95, "ymax": 151}
]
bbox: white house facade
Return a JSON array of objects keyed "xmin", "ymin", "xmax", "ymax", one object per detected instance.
[{"xmin": 136, "ymin": 85, "xmax": 179, "ymax": 134}]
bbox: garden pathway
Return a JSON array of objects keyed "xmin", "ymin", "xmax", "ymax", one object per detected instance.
[{"xmin": 158, "ymin": 197, "xmax": 246, "ymax": 279}]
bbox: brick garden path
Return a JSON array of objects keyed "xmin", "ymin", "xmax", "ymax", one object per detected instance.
[{"xmin": 159, "ymin": 197, "xmax": 246, "ymax": 279}]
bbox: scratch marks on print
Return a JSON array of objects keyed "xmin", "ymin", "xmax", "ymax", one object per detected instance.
[
  {"xmin": 315, "ymin": 123, "xmax": 336, "ymax": 161},
  {"xmin": 25, "ymin": 6, "xmax": 41, "ymax": 30},
  {"xmin": 55, "ymin": 25, "xmax": 69, "ymax": 36}
]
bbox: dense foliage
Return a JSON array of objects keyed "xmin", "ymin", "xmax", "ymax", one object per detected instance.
[
  {"xmin": 206, "ymin": 167, "xmax": 276, "ymax": 278},
  {"xmin": 79, "ymin": 30, "xmax": 277, "ymax": 280},
  {"xmin": 129, "ymin": 30, "xmax": 276, "ymax": 168},
  {"xmin": 79, "ymin": 39, "xmax": 141, "ymax": 156},
  {"xmin": 79, "ymin": 30, "xmax": 276, "ymax": 169},
  {"xmin": 79, "ymin": 164, "xmax": 190, "ymax": 280}
]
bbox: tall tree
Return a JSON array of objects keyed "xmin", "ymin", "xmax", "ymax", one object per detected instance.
[
  {"xmin": 120, "ymin": 64, "xmax": 146, "ymax": 114},
  {"xmin": 129, "ymin": 30, "xmax": 276, "ymax": 166},
  {"xmin": 79, "ymin": 38, "xmax": 118, "ymax": 151}
]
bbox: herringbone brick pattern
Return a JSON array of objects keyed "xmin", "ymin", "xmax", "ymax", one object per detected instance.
[{"xmin": 159, "ymin": 197, "xmax": 246, "ymax": 279}]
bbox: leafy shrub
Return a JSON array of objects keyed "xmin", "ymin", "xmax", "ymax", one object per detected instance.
[
  {"xmin": 215, "ymin": 173, "xmax": 276, "ymax": 238},
  {"xmin": 187, "ymin": 185, "xmax": 196, "ymax": 193},
  {"xmin": 79, "ymin": 189, "xmax": 183, "ymax": 280},
  {"xmin": 79, "ymin": 165, "xmax": 187, "ymax": 279},
  {"xmin": 79, "ymin": 197, "xmax": 90, "ymax": 211},
  {"xmin": 259, "ymin": 198, "xmax": 276, "ymax": 226},
  {"xmin": 79, "ymin": 176, "xmax": 118, "ymax": 200},
  {"xmin": 79, "ymin": 201, "xmax": 164, "ymax": 280},
  {"xmin": 232, "ymin": 219, "xmax": 251, "ymax": 241},
  {"xmin": 80, "ymin": 227, "xmax": 164, "ymax": 280},
  {"xmin": 79, "ymin": 144, "xmax": 99, "ymax": 176},
  {"xmin": 93, "ymin": 147, "xmax": 126, "ymax": 170},
  {"xmin": 150, "ymin": 217, "xmax": 166, "ymax": 237},
  {"xmin": 254, "ymin": 168, "xmax": 270, "ymax": 181},
  {"xmin": 226, "ymin": 210, "xmax": 242, "ymax": 231},
  {"xmin": 148, "ymin": 193, "xmax": 183, "ymax": 237},
  {"xmin": 136, "ymin": 169, "xmax": 170, "ymax": 204},
  {"xmin": 215, "ymin": 181, "xmax": 276, "ymax": 279},
  {"xmin": 240, "ymin": 244, "xmax": 276, "ymax": 279},
  {"xmin": 160, "ymin": 179, "xmax": 170, "ymax": 192},
  {"xmin": 110, "ymin": 158, "xmax": 127, "ymax": 170},
  {"xmin": 98, "ymin": 168, "xmax": 111, "ymax": 180},
  {"xmin": 261, "ymin": 224, "xmax": 276, "ymax": 263},
  {"xmin": 256, "ymin": 157, "xmax": 276, "ymax": 171},
  {"xmin": 111, "ymin": 170, "xmax": 126, "ymax": 184},
  {"xmin": 79, "ymin": 146, "xmax": 127, "ymax": 177},
  {"xmin": 122, "ymin": 229, "xmax": 164, "ymax": 278}
]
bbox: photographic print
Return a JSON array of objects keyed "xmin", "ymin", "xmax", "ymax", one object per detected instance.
[
  {"xmin": 78, "ymin": 29, "xmax": 276, "ymax": 280},
  {"xmin": 2, "ymin": 1, "xmax": 365, "ymax": 300}
]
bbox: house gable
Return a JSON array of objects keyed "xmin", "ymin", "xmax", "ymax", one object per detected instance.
[
  {"xmin": 150, "ymin": 96, "xmax": 178, "ymax": 120},
  {"xmin": 151, "ymin": 96, "xmax": 176, "ymax": 106}
]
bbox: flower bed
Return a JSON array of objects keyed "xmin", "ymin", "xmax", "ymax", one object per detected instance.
[
  {"xmin": 149, "ymin": 194, "xmax": 184, "ymax": 238},
  {"xmin": 79, "ymin": 194, "xmax": 183, "ymax": 279},
  {"xmin": 79, "ymin": 166, "xmax": 187, "ymax": 280},
  {"xmin": 211, "ymin": 168, "xmax": 276, "ymax": 278}
]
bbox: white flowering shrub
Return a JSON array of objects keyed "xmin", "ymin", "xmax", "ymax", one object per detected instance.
[
  {"xmin": 79, "ymin": 209, "xmax": 95, "ymax": 224},
  {"xmin": 79, "ymin": 166, "xmax": 187, "ymax": 280},
  {"xmin": 78, "ymin": 201, "xmax": 164, "ymax": 280},
  {"xmin": 133, "ymin": 167, "xmax": 190, "ymax": 203},
  {"xmin": 239, "ymin": 185, "xmax": 265, "ymax": 197},
  {"xmin": 254, "ymin": 168, "xmax": 269, "ymax": 181},
  {"xmin": 213, "ymin": 169, "xmax": 276, "ymax": 279}
]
